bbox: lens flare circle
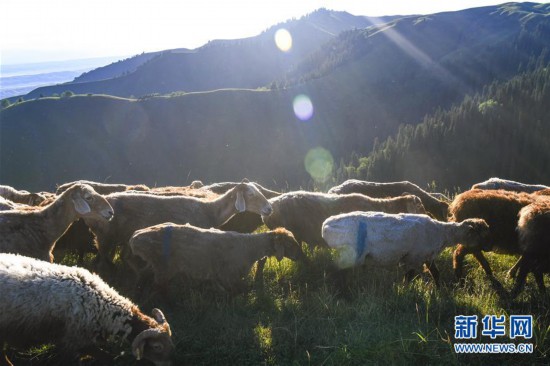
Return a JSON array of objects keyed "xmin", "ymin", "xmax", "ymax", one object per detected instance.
[
  {"xmin": 293, "ymin": 94, "xmax": 313, "ymax": 121},
  {"xmin": 275, "ymin": 28, "xmax": 292, "ymax": 52},
  {"xmin": 304, "ymin": 147, "xmax": 334, "ymax": 183}
]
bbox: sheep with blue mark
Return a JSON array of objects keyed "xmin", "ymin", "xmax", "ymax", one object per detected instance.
[
  {"xmin": 262, "ymin": 191, "xmax": 426, "ymax": 250},
  {"xmin": 128, "ymin": 223, "xmax": 307, "ymax": 297},
  {"xmin": 322, "ymin": 211, "xmax": 490, "ymax": 286},
  {"xmin": 83, "ymin": 179, "xmax": 273, "ymax": 274}
]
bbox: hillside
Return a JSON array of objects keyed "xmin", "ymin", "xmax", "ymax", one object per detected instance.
[
  {"xmin": 280, "ymin": 2, "xmax": 550, "ymax": 123},
  {"xmin": 2, "ymin": 3, "xmax": 550, "ymax": 191},
  {"xmin": 23, "ymin": 9, "xmax": 386, "ymax": 99},
  {"xmin": 344, "ymin": 64, "xmax": 550, "ymax": 190},
  {"xmin": 72, "ymin": 51, "xmax": 162, "ymax": 83}
]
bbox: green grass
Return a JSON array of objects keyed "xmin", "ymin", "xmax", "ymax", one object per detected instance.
[{"xmin": 11, "ymin": 243, "xmax": 550, "ymax": 365}]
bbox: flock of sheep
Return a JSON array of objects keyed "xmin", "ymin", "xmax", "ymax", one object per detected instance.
[{"xmin": 1, "ymin": 176, "xmax": 549, "ymax": 364}]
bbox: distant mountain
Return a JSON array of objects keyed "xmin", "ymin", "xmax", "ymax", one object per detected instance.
[
  {"xmin": 23, "ymin": 9, "xmax": 392, "ymax": 99},
  {"xmin": 72, "ymin": 51, "xmax": 162, "ymax": 83},
  {"xmin": 0, "ymin": 70, "xmax": 84, "ymax": 99},
  {"xmin": 0, "ymin": 56, "xmax": 125, "ymax": 99},
  {"xmin": 2, "ymin": 3, "xmax": 550, "ymax": 191}
]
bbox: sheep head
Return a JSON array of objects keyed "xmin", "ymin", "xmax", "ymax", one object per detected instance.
[
  {"xmin": 403, "ymin": 195, "xmax": 426, "ymax": 214},
  {"xmin": 232, "ymin": 180, "xmax": 272, "ymax": 217},
  {"xmin": 66, "ymin": 184, "xmax": 114, "ymax": 221},
  {"xmin": 28, "ymin": 192, "xmax": 47, "ymax": 206},
  {"xmin": 272, "ymin": 228, "xmax": 308, "ymax": 263},
  {"xmin": 459, "ymin": 218, "xmax": 491, "ymax": 251},
  {"xmin": 132, "ymin": 308, "xmax": 173, "ymax": 366}
]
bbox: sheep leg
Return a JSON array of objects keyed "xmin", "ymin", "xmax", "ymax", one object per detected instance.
[
  {"xmin": 424, "ymin": 261, "xmax": 440, "ymax": 287},
  {"xmin": 510, "ymin": 258, "xmax": 529, "ymax": 299},
  {"xmin": 452, "ymin": 244, "xmax": 470, "ymax": 282},
  {"xmin": 471, "ymin": 250, "xmax": 495, "ymax": 278},
  {"xmin": 254, "ymin": 256, "xmax": 267, "ymax": 289},
  {"xmin": 506, "ymin": 257, "xmax": 522, "ymax": 279},
  {"xmin": 331, "ymin": 268, "xmax": 353, "ymax": 299}
]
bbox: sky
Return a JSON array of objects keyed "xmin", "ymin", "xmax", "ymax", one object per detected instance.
[{"xmin": 1, "ymin": 0, "xmax": 510, "ymax": 65}]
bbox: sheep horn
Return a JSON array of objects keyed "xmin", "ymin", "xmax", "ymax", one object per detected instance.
[{"xmin": 132, "ymin": 328, "xmax": 163, "ymax": 360}]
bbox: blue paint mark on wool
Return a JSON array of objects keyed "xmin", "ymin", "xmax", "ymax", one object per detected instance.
[
  {"xmin": 356, "ymin": 221, "xmax": 368, "ymax": 261},
  {"xmin": 162, "ymin": 225, "xmax": 173, "ymax": 263}
]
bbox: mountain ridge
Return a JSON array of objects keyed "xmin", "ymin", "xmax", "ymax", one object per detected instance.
[{"xmin": 2, "ymin": 3, "xmax": 550, "ymax": 191}]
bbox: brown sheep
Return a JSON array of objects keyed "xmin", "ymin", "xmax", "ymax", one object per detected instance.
[
  {"xmin": 262, "ymin": 191, "xmax": 426, "ymax": 249},
  {"xmin": 449, "ymin": 189, "xmax": 543, "ymax": 284},
  {"xmin": 83, "ymin": 180, "xmax": 273, "ymax": 272},
  {"xmin": 328, "ymin": 180, "xmax": 449, "ymax": 221},
  {"xmin": 0, "ymin": 184, "xmax": 113, "ymax": 262},
  {"xmin": 56, "ymin": 180, "xmax": 150, "ymax": 195},
  {"xmin": 202, "ymin": 180, "xmax": 282, "ymax": 233},
  {"xmin": 146, "ymin": 185, "xmax": 217, "ymax": 199},
  {"xmin": 49, "ymin": 182, "xmax": 215, "ymax": 267},
  {"xmin": 146, "ymin": 180, "xmax": 281, "ymax": 233},
  {"xmin": 510, "ymin": 200, "xmax": 550, "ymax": 298},
  {"xmin": 32, "ymin": 193, "xmax": 98, "ymax": 266},
  {"xmin": 129, "ymin": 224, "xmax": 306, "ymax": 296}
]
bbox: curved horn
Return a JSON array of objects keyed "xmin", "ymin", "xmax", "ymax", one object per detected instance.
[{"xmin": 132, "ymin": 328, "xmax": 162, "ymax": 360}]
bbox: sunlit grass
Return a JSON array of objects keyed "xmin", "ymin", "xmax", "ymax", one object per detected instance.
[{"xmin": 15, "ymin": 231, "xmax": 550, "ymax": 365}]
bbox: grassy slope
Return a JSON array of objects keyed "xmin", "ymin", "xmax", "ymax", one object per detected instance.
[{"xmin": 0, "ymin": 86, "xmax": 398, "ymax": 192}]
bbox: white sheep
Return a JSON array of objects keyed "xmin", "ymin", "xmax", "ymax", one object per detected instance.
[
  {"xmin": 471, "ymin": 177, "xmax": 549, "ymax": 193},
  {"xmin": 322, "ymin": 211, "xmax": 489, "ymax": 285},
  {"xmin": 0, "ymin": 183, "xmax": 113, "ymax": 262},
  {"xmin": 83, "ymin": 179, "xmax": 273, "ymax": 272},
  {"xmin": 128, "ymin": 223, "xmax": 307, "ymax": 296},
  {"xmin": 0, "ymin": 253, "xmax": 173, "ymax": 365},
  {"xmin": 262, "ymin": 191, "xmax": 425, "ymax": 249}
]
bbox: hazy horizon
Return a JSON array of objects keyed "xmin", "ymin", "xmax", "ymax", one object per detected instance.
[{"xmin": 2, "ymin": 0, "xmax": 507, "ymax": 65}]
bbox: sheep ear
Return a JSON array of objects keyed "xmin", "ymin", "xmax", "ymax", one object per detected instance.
[
  {"xmin": 235, "ymin": 191, "xmax": 246, "ymax": 212},
  {"xmin": 72, "ymin": 197, "xmax": 91, "ymax": 214},
  {"xmin": 152, "ymin": 308, "xmax": 167, "ymax": 324}
]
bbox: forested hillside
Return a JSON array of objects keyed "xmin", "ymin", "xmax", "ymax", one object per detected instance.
[{"xmin": 342, "ymin": 63, "xmax": 550, "ymax": 190}]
